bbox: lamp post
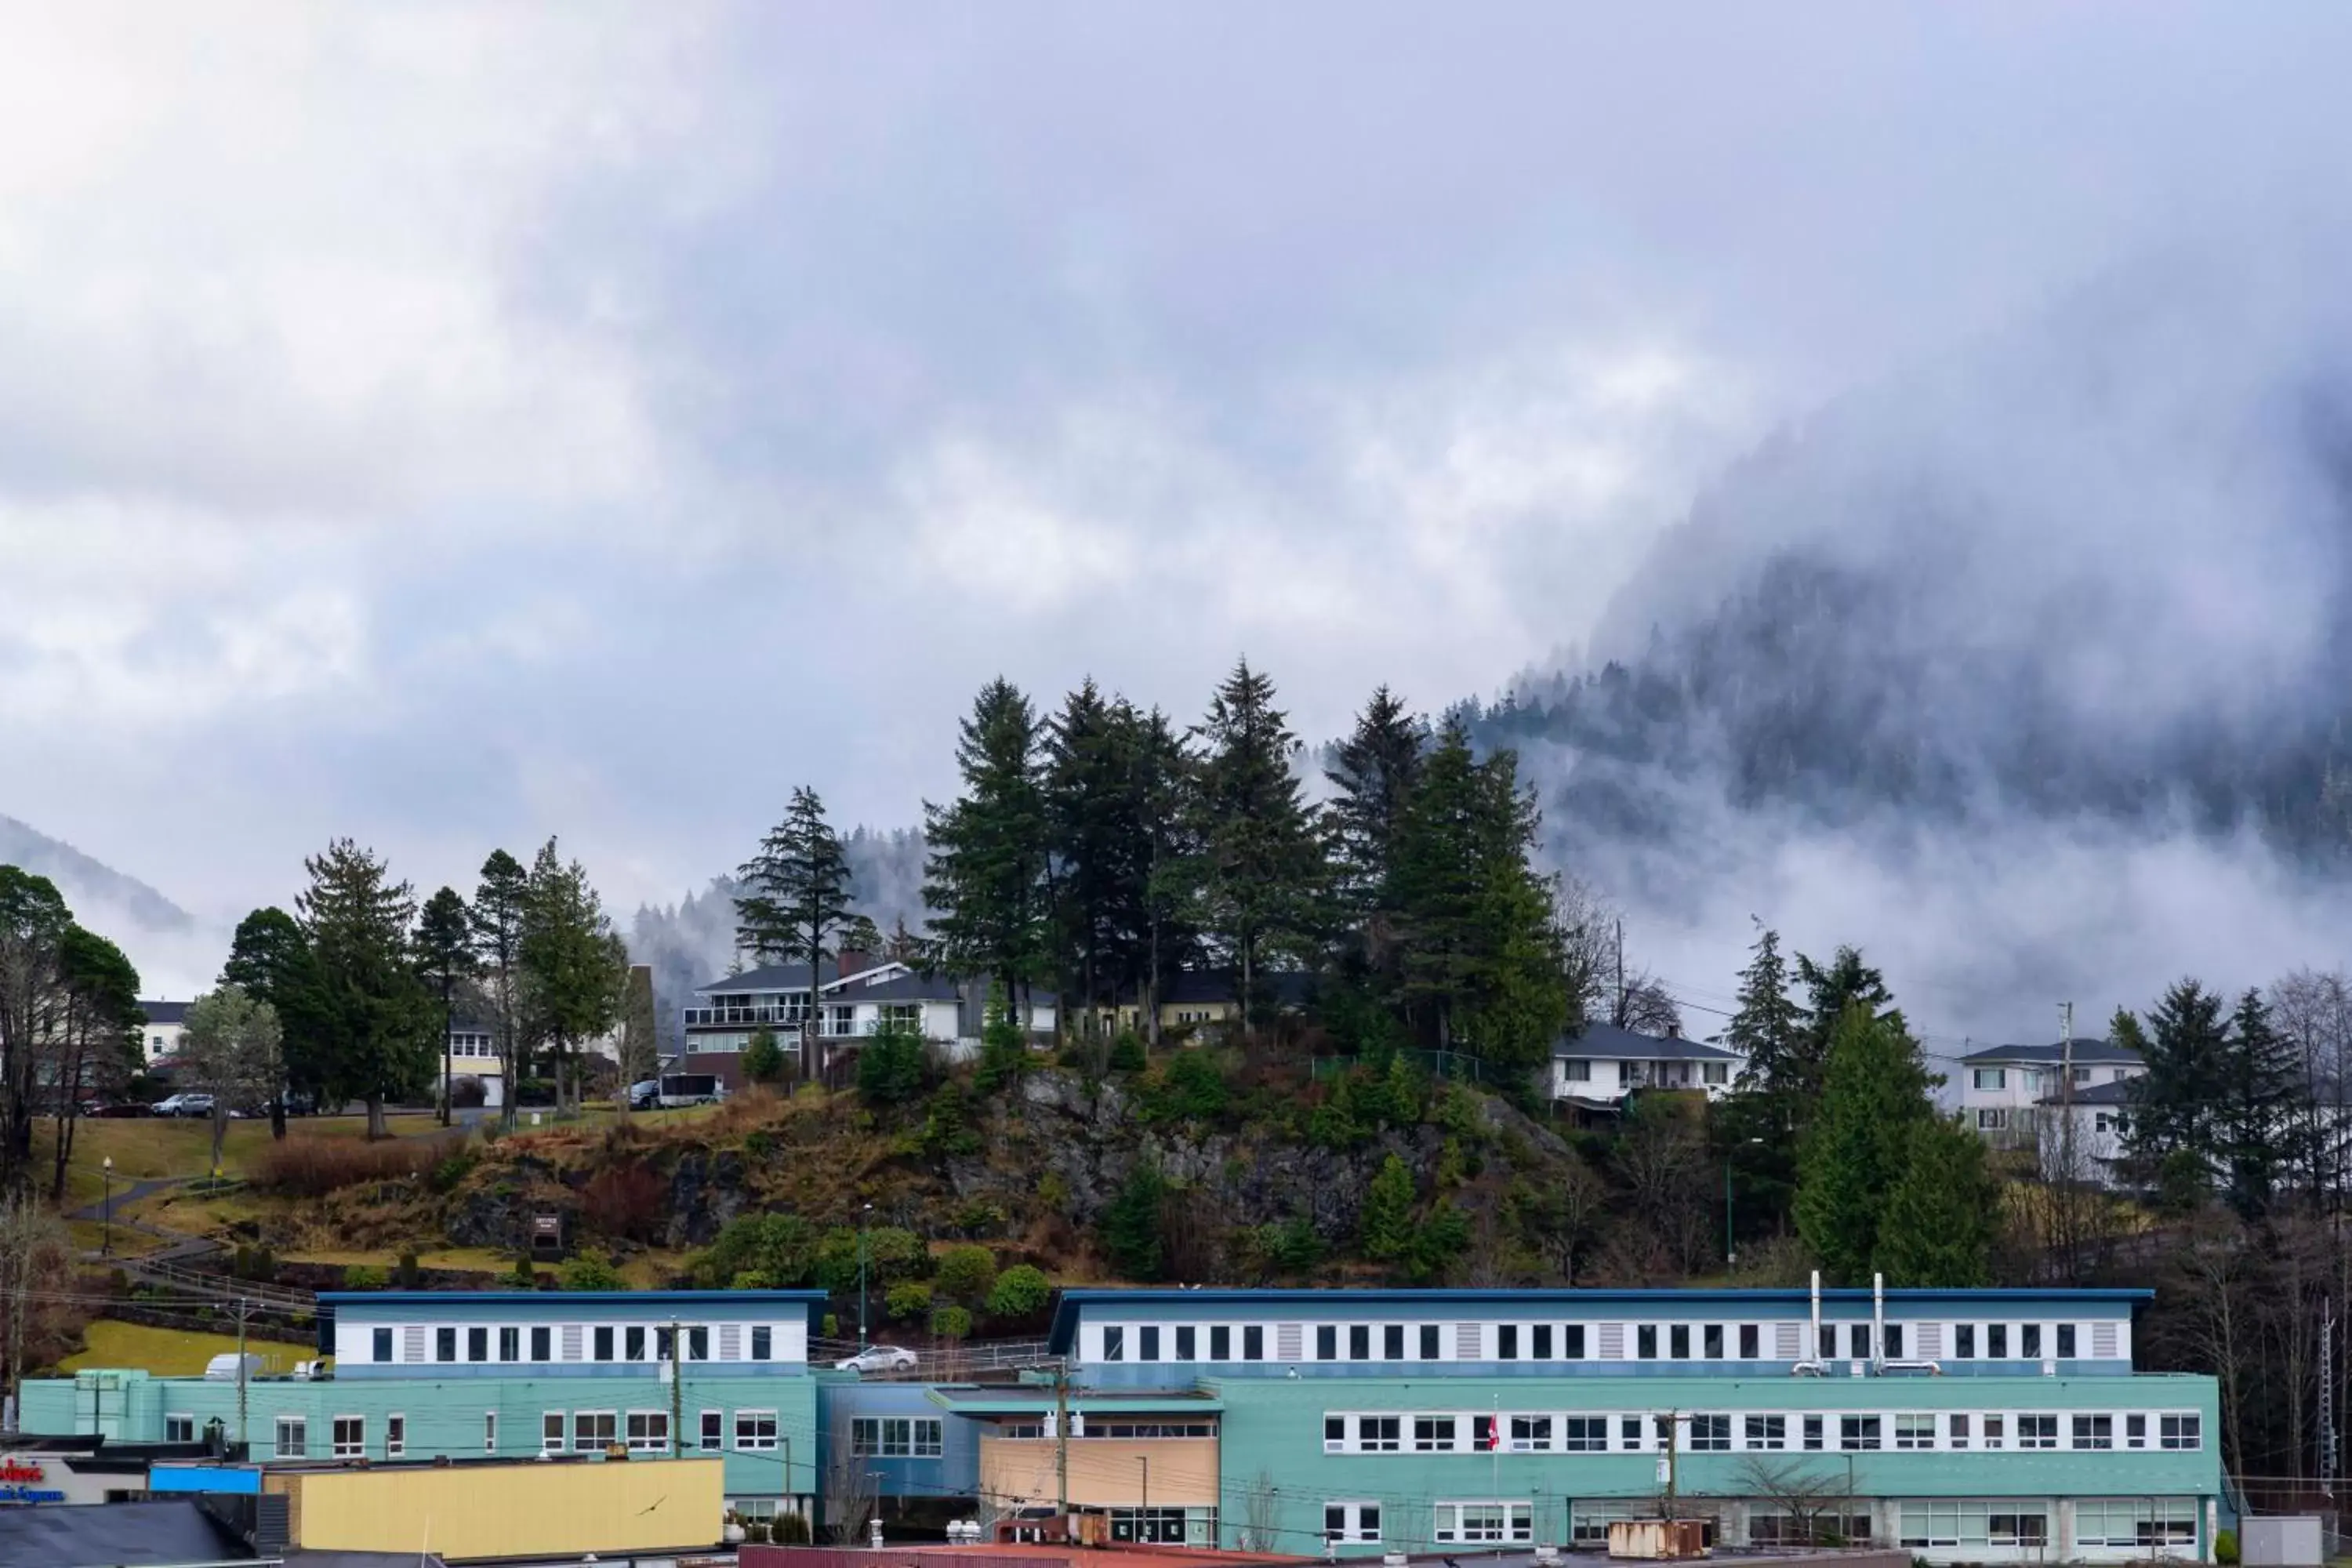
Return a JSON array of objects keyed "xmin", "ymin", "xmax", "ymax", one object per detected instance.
[
  {"xmin": 102, "ymin": 1156, "xmax": 114, "ymax": 1255},
  {"xmin": 858, "ymin": 1201, "xmax": 874, "ymax": 1349},
  {"xmin": 1139, "ymin": 1456, "xmax": 1150, "ymax": 1541}
]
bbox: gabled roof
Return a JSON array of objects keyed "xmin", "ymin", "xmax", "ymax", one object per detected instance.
[
  {"xmin": 833, "ymin": 969, "xmax": 962, "ymax": 1003},
  {"xmin": 1962, "ymin": 1037, "xmax": 2141, "ymax": 1065},
  {"xmin": 138, "ymin": 1000, "xmax": 189, "ymax": 1025},
  {"xmin": 1552, "ymin": 1022, "xmax": 1742, "ymax": 1062},
  {"xmin": 695, "ymin": 960, "xmax": 844, "ymax": 995}
]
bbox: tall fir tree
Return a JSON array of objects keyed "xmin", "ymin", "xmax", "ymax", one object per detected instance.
[
  {"xmin": 1191, "ymin": 659, "xmax": 1320, "ymax": 1034},
  {"xmin": 1044, "ymin": 680, "xmax": 1137, "ymax": 1029},
  {"xmin": 2124, "ymin": 978, "xmax": 2230, "ymax": 1181},
  {"xmin": 1727, "ymin": 926, "xmax": 1803, "ymax": 1091},
  {"xmin": 1791, "ymin": 945, "xmax": 1894, "ymax": 1101},
  {"xmin": 414, "ymin": 887, "xmax": 474, "ymax": 1127},
  {"xmin": 1794, "ymin": 1004, "xmax": 1937, "ymax": 1284},
  {"xmin": 296, "ymin": 840, "xmax": 435, "ymax": 1139},
  {"xmin": 48, "ymin": 927, "xmax": 142, "ymax": 1197},
  {"xmin": 2218, "ymin": 987, "xmax": 2303, "ymax": 1220},
  {"xmin": 1130, "ymin": 705, "xmax": 1200, "ymax": 1047},
  {"xmin": 223, "ymin": 906, "xmax": 326, "ymax": 1135},
  {"xmin": 519, "ymin": 840, "xmax": 630, "ymax": 1115},
  {"xmin": 925, "ymin": 680, "xmax": 1051, "ymax": 1014},
  {"xmin": 1324, "ymin": 686, "xmax": 1426, "ymax": 990},
  {"xmin": 1874, "ymin": 1115, "xmax": 2002, "ymax": 1286},
  {"xmin": 469, "ymin": 851, "xmax": 531, "ymax": 1128},
  {"xmin": 735, "ymin": 788, "xmax": 857, "ymax": 979},
  {"xmin": 1715, "ymin": 925, "xmax": 1809, "ymax": 1239}
]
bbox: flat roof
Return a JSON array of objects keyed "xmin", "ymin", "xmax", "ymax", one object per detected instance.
[
  {"xmin": 320, "ymin": 1289, "xmax": 826, "ymax": 1306},
  {"xmin": 929, "ymin": 1391, "xmax": 1225, "ymax": 1415}
]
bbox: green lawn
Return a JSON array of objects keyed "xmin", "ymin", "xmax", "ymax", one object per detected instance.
[
  {"xmin": 60, "ymin": 1319, "xmax": 307, "ymax": 1377},
  {"xmin": 38, "ymin": 1112, "xmax": 453, "ymax": 1210}
]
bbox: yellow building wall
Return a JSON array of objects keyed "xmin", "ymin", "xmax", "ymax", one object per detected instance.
[
  {"xmin": 269, "ymin": 1457, "xmax": 725, "ymax": 1559},
  {"xmin": 978, "ymin": 1436, "xmax": 1218, "ymax": 1508}
]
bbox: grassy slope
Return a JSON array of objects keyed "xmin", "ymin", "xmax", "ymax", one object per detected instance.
[{"xmin": 60, "ymin": 1319, "xmax": 303, "ymax": 1377}]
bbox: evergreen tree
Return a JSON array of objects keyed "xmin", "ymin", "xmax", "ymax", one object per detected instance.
[
  {"xmin": 1131, "ymin": 706, "xmax": 1201, "ymax": 1047},
  {"xmin": 735, "ymin": 787, "xmax": 857, "ymax": 996},
  {"xmin": 2218, "ymin": 987, "xmax": 2303, "ymax": 1220},
  {"xmin": 296, "ymin": 840, "xmax": 435, "ymax": 1139},
  {"xmin": 1325, "ymin": 687, "xmax": 1426, "ymax": 985},
  {"xmin": 0, "ymin": 867, "xmax": 72, "ymax": 1193},
  {"xmin": 1191, "ymin": 659, "xmax": 1320, "ymax": 1033},
  {"xmin": 414, "ymin": 887, "xmax": 474, "ymax": 1127},
  {"xmin": 840, "ymin": 913, "xmax": 884, "ymax": 963},
  {"xmin": 1791, "ymin": 945, "xmax": 1895, "ymax": 1102},
  {"xmin": 470, "ymin": 851, "xmax": 531, "ymax": 1129},
  {"xmin": 1360, "ymin": 1152, "xmax": 1417, "ymax": 1263},
  {"xmin": 1044, "ymin": 680, "xmax": 1138, "ymax": 1029},
  {"xmin": 2125, "ymin": 979, "xmax": 2230, "ymax": 1181},
  {"xmin": 617, "ymin": 964, "xmax": 659, "ymax": 1092},
  {"xmin": 1100, "ymin": 1162, "xmax": 1167, "ymax": 1280},
  {"xmin": 223, "ymin": 906, "xmax": 326, "ymax": 1134},
  {"xmin": 740, "ymin": 1025, "xmax": 786, "ymax": 1086},
  {"xmin": 1727, "ymin": 926, "xmax": 1803, "ymax": 1091},
  {"xmin": 1795, "ymin": 1004, "xmax": 1937, "ymax": 1283},
  {"xmin": 518, "ymin": 840, "xmax": 629, "ymax": 1116},
  {"xmin": 1875, "ymin": 1115, "xmax": 2002, "ymax": 1286},
  {"xmin": 925, "ymin": 679, "xmax": 1050, "ymax": 1011},
  {"xmin": 1717, "ymin": 925, "xmax": 1808, "ymax": 1239},
  {"xmin": 47, "ymin": 927, "xmax": 142, "ymax": 1198}
]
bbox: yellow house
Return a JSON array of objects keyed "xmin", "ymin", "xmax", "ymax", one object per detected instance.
[{"xmin": 1073, "ymin": 969, "xmax": 1314, "ymax": 1041}]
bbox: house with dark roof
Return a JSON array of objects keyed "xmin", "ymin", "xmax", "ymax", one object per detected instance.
[
  {"xmin": 1958, "ymin": 1037, "xmax": 2143, "ymax": 1152},
  {"xmin": 136, "ymin": 999, "xmax": 191, "ymax": 1065},
  {"xmin": 680, "ymin": 958, "xmax": 1055, "ymax": 1087},
  {"xmin": 1073, "ymin": 967, "xmax": 1319, "ymax": 1042},
  {"xmin": 1550, "ymin": 1022, "xmax": 1745, "ymax": 1106}
]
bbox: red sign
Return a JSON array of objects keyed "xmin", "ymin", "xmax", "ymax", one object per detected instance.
[{"xmin": 0, "ymin": 1461, "xmax": 43, "ymax": 1483}]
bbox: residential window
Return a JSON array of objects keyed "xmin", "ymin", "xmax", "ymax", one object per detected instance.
[
  {"xmin": 1243, "ymin": 1325, "xmax": 1264, "ymax": 1361},
  {"xmin": 594, "ymin": 1326, "xmax": 615, "ymax": 1362},
  {"xmin": 2161, "ymin": 1414, "xmax": 2202, "ymax": 1450},
  {"xmin": 165, "ymin": 1414, "xmax": 194, "ymax": 1443},
  {"xmin": 1214, "ymin": 1326, "xmax": 1233, "ymax": 1360},
  {"xmin": 1702, "ymin": 1062, "xmax": 1729, "ymax": 1086},
  {"xmin": 1178, "ymin": 1326, "xmax": 1198, "ymax": 1362},
  {"xmin": 2071, "ymin": 1414, "xmax": 2114, "ymax": 1450},
  {"xmin": 735, "ymin": 1410, "xmax": 779, "ymax": 1450},
  {"xmin": 543, "ymin": 1413, "xmax": 565, "ymax": 1453},
  {"xmin": 1802, "ymin": 1415, "xmax": 1824, "ymax": 1451},
  {"xmin": 626, "ymin": 1326, "xmax": 646, "ymax": 1361},
  {"xmin": 1433, "ymin": 1502, "xmax": 1532, "ymax": 1544},
  {"xmin": 468, "ymin": 1326, "xmax": 488, "ymax": 1362},
  {"xmin": 2018, "ymin": 1414, "xmax": 2059, "ymax": 1449},
  {"xmin": 1690, "ymin": 1414, "xmax": 1730, "ymax": 1452},
  {"xmin": 1565, "ymin": 1323, "xmax": 1586, "ymax": 1358},
  {"xmin": 1350, "ymin": 1324, "xmax": 1371, "ymax": 1361},
  {"xmin": 1739, "ymin": 1323, "xmax": 1760, "ymax": 1359},
  {"xmin": 1976, "ymin": 1108, "xmax": 2009, "ymax": 1131},
  {"xmin": 1955, "ymin": 1324, "xmax": 1976, "ymax": 1359},
  {"xmin": 1564, "ymin": 1060, "xmax": 1592, "ymax": 1083},
  {"xmin": 2057, "ymin": 1323, "xmax": 2078, "ymax": 1358},
  {"xmin": 1315, "ymin": 1325, "xmax": 1335, "ymax": 1361},
  {"xmin": 1360, "ymin": 1417, "xmax": 1400, "ymax": 1452},
  {"xmin": 1973, "ymin": 1068, "xmax": 2005, "ymax": 1090},
  {"xmin": 1562, "ymin": 1417, "xmax": 1608, "ymax": 1453},
  {"xmin": 700, "ymin": 1411, "xmax": 723, "ymax": 1452},
  {"xmin": 626, "ymin": 1412, "xmax": 670, "ymax": 1453},
  {"xmin": 276, "ymin": 1416, "xmax": 308, "ymax": 1458},
  {"xmin": 1744, "ymin": 1414, "xmax": 1786, "ymax": 1450},
  {"xmin": 372, "ymin": 1327, "xmax": 394, "ymax": 1363},
  {"xmin": 477, "ymin": 1413, "xmax": 491, "ymax": 1454},
  {"xmin": 574, "ymin": 1411, "xmax": 617, "ymax": 1451},
  {"xmin": 2074, "ymin": 1065, "xmax": 2092, "ymax": 1084},
  {"xmin": 531, "ymin": 1326, "xmax": 552, "ymax": 1361},
  {"xmin": 1141, "ymin": 1326, "xmax": 1162, "ymax": 1361},
  {"xmin": 1104, "ymin": 1327, "xmax": 1125, "ymax": 1362},
  {"xmin": 1987, "ymin": 1323, "xmax": 2008, "ymax": 1359},
  {"xmin": 1497, "ymin": 1324, "xmax": 1518, "ymax": 1360},
  {"xmin": 1839, "ymin": 1414, "xmax": 1881, "ymax": 1450},
  {"xmin": 1702, "ymin": 1323, "xmax": 1723, "ymax": 1359},
  {"xmin": 1510, "ymin": 1416, "xmax": 1554, "ymax": 1453},
  {"xmin": 2021, "ymin": 1323, "xmax": 2042, "ymax": 1358},
  {"xmin": 1637, "ymin": 1324, "xmax": 1659, "ymax": 1359},
  {"xmin": 1983, "ymin": 1415, "xmax": 2005, "ymax": 1450},
  {"xmin": 752, "ymin": 1326, "xmax": 772, "ymax": 1361},
  {"xmin": 1420, "ymin": 1324, "xmax": 1440, "ymax": 1359},
  {"xmin": 499, "ymin": 1326, "xmax": 520, "ymax": 1363},
  {"xmin": 1894, "ymin": 1413, "xmax": 1935, "ymax": 1450},
  {"xmin": 1415, "ymin": 1416, "xmax": 1457, "ymax": 1452},
  {"xmin": 1947, "ymin": 1414, "xmax": 1970, "ymax": 1450},
  {"xmin": 1669, "ymin": 1323, "xmax": 1690, "ymax": 1359},
  {"xmin": 1325, "ymin": 1503, "xmax": 1382, "ymax": 1544},
  {"xmin": 1384, "ymin": 1324, "xmax": 1403, "ymax": 1359},
  {"xmin": 436, "ymin": 1327, "xmax": 456, "ymax": 1363}
]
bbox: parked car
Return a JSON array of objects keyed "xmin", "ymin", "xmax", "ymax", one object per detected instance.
[
  {"xmin": 154, "ymin": 1092, "xmax": 216, "ymax": 1118},
  {"xmin": 834, "ymin": 1345, "xmax": 919, "ymax": 1374},
  {"xmin": 81, "ymin": 1101, "xmax": 154, "ymax": 1118},
  {"xmin": 627, "ymin": 1080, "xmax": 660, "ymax": 1111}
]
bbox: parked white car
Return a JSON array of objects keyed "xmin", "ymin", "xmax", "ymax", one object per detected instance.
[
  {"xmin": 154, "ymin": 1093, "xmax": 216, "ymax": 1118},
  {"xmin": 834, "ymin": 1345, "xmax": 919, "ymax": 1374}
]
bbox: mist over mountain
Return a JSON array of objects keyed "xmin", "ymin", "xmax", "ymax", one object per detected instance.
[
  {"xmin": 0, "ymin": 813, "xmax": 193, "ymax": 936},
  {"xmin": 1474, "ymin": 245, "xmax": 2352, "ymax": 1040}
]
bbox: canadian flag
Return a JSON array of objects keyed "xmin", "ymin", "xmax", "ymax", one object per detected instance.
[{"xmin": 1479, "ymin": 1417, "xmax": 1501, "ymax": 1451}]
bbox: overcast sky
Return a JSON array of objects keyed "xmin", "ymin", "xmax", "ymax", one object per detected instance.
[{"xmin": 4, "ymin": 3, "xmax": 2347, "ymax": 993}]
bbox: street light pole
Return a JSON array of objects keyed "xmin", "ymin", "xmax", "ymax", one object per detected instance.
[
  {"xmin": 858, "ymin": 1202, "xmax": 874, "ymax": 1349},
  {"xmin": 102, "ymin": 1156, "xmax": 114, "ymax": 1256}
]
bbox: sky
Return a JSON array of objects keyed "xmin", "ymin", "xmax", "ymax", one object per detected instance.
[{"xmin": 4, "ymin": 3, "xmax": 2350, "ymax": 1004}]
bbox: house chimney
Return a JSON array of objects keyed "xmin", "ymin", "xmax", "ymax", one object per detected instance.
[{"xmin": 837, "ymin": 950, "xmax": 874, "ymax": 980}]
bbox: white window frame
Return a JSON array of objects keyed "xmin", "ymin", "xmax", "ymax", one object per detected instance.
[
  {"xmin": 275, "ymin": 1414, "xmax": 308, "ymax": 1459},
  {"xmin": 543, "ymin": 1411, "xmax": 566, "ymax": 1453},
  {"xmin": 1893, "ymin": 1412, "xmax": 1936, "ymax": 1450},
  {"xmin": 573, "ymin": 1410, "xmax": 618, "ymax": 1452},
  {"xmin": 2017, "ymin": 1413, "xmax": 2059, "ymax": 1450},
  {"xmin": 1433, "ymin": 1501, "xmax": 1534, "ymax": 1545},
  {"xmin": 478, "ymin": 1412, "xmax": 492, "ymax": 1454},
  {"xmin": 626, "ymin": 1410, "xmax": 672, "ymax": 1453},
  {"xmin": 165, "ymin": 1413, "xmax": 195, "ymax": 1444},
  {"xmin": 1325, "ymin": 1501, "xmax": 1383, "ymax": 1544},
  {"xmin": 2161, "ymin": 1413, "xmax": 2202, "ymax": 1451},
  {"xmin": 735, "ymin": 1409, "xmax": 780, "ymax": 1450},
  {"xmin": 1743, "ymin": 1414, "xmax": 1786, "ymax": 1451},
  {"xmin": 701, "ymin": 1410, "xmax": 724, "ymax": 1453},
  {"xmin": 1973, "ymin": 1068, "xmax": 2005, "ymax": 1091}
]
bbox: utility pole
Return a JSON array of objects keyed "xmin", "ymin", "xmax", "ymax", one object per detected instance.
[
  {"xmin": 1054, "ymin": 1361, "xmax": 1071, "ymax": 1529},
  {"xmin": 1140, "ymin": 1456, "xmax": 1149, "ymax": 1540},
  {"xmin": 1614, "ymin": 919, "xmax": 1626, "ymax": 1026},
  {"xmin": 2323, "ymin": 1302, "xmax": 2338, "ymax": 1489},
  {"xmin": 670, "ymin": 1319, "xmax": 684, "ymax": 1458},
  {"xmin": 858, "ymin": 1203, "xmax": 874, "ymax": 1349},
  {"xmin": 2059, "ymin": 1000, "xmax": 2076, "ymax": 1181},
  {"xmin": 235, "ymin": 1298, "xmax": 250, "ymax": 1450}
]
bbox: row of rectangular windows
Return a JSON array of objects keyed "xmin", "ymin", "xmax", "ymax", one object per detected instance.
[
  {"xmin": 201, "ymin": 1406, "xmax": 801, "ymax": 1460},
  {"xmin": 1097, "ymin": 1319, "xmax": 2113, "ymax": 1363},
  {"xmin": 1319, "ymin": 1410, "xmax": 2202, "ymax": 1454},
  {"xmin": 368, "ymin": 1323, "xmax": 784, "ymax": 1366},
  {"xmin": 997, "ymin": 1421, "xmax": 1215, "ymax": 1439},
  {"xmin": 1325, "ymin": 1497, "xmax": 2200, "ymax": 1552},
  {"xmin": 851, "ymin": 1417, "xmax": 943, "ymax": 1457}
]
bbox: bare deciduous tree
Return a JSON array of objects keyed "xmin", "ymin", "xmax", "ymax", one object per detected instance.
[
  {"xmin": 1733, "ymin": 1454, "xmax": 1850, "ymax": 1547},
  {"xmin": 182, "ymin": 985, "xmax": 285, "ymax": 1176},
  {"xmin": 1237, "ymin": 1468, "xmax": 1281, "ymax": 1552},
  {"xmin": 824, "ymin": 1404, "xmax": 880, "ymax": 1544},
  {"xmin": 1614, "ymin": 1100, "xmax": 1715, "ymax": 1274}
]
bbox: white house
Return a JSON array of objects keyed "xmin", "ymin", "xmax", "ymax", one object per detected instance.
[
  {"xmin": 681, "ymin": 958, "xmax": 1056, "ymax": 1088},
  {"xmin": 1550, "ymin": 1022, "xmax": 1746, "ymax": 1107},
  {"xmin": 136, "ymin": 1000, "xmax": 189, "ymax": 1065},
  {"xmin": 1959, "ymin": 1036, "xmax": 2143, "ymax": 1149}
]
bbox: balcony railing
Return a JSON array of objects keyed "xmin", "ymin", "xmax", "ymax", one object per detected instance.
[{"xmin": 681, "ymin": 1004, "xmax": 809, "ymax": 1027}]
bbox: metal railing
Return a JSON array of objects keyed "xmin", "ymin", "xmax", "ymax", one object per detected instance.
[{"xmin": 131, "ymin": 1255, "xmax": 317, "ymax": 1316}]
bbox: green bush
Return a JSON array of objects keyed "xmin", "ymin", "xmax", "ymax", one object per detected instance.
[
  {"xmin": 933, "ymin": 1244, "xmax": 997, "ymax": 1306},
  {"xmin": 342, "ymin": 1264, "xmax": 387, "ymax": 1290},
  {"xmin": 742, "ymin": 1026, "xmax": 786, "ymax": 1085},
  {"xmin": 884, "ymin": 1280, "xmax": 933, "ymax": 1320},
  {"xmin": 427, "ymin": 1151, "xmax": 478, "ymax": 1194},
  {"xmin": 814, "ymin": 1225, "xmax": 928, "ymax": 1293},
  {"xmin": 692, "ymin": 1213, "xmax": 820, "ymax": 1289},
  {"xmin": 975, "ymin": 988, "xmax": 1027, "ymax": 1094},
  {"xmin": 920, "ymin": 1081, "xmax": 983, "ymax": 1158},
  {"xmin": 395, "ymin": 1251, "xmax": 422, "ymax": 1290},
  {"xmin": 1100, "ymin": 1163, "xmax": 1167, "ymax": 1281},
  {"xmin": 775, "ymin": 1511, "xmax": 812, "ymax": 1544},
  {"xmin": 742, "ymin": 1129, "xmax": 776, "ymax": 1160},
  {"xmin": 856, "ymin": 1025, "xmax": 929, "ymax": 1105},
  {"xmin": 985, "ymin": 1262, "xmax": 1052, "ymax": 1321},
  {"xmin": 930, "ymin": 1304, "xmax": 974, "ymax": 1340},
  {"xmin": 730, "ymin": 1269, "xmax": 775, "ymax": 1289},
  {"xmin": 1141, "ymin": 1049, "xmax": 1229, "ymax": 1123},
  {"xmin": 2216, "ymin": 1530, "xmax": 2239, "ymax": 1566},
  {"xmin": 1108, "ymin": 1031, "xmax": 1147, "ymax": 1073},
  {"xmin": 558, "ymin": 1251, "xmax": 624, "ymax": 1291},
  {"xmin": 1247, "ymin": 1218, "xmax": 1323, "ymax": 1279},
  {"xmin": 512, "ymin": 1250, "xmax": 537, "ymax": 1287},
  {"xmin": 821, "ymin": 1313, "xmax": 839, "ymax": 1338}
]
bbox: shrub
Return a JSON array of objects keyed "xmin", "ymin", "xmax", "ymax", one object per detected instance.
[
  {"xmin": 821, "ymin": 1313, "xmax": 839, "ymax": 1338},
  {"xmin": 775, "ymin": 1511, "xmax": 812, "ymax": 1545},
  {"xmin": 815, "ymin": 1225, "xmax": 928, "ymax": 1293},
  {"xmin": 742, "ymin": 1129, "xmax": 776, "ymax": 1160},
  {"xmin": 856, "ymin": 1025, "xmax": 929, "ymax": 1105},
  {"xmin": 693, "ymin": 1213, "xmax": 821, "ymax": 1290},
  {"xmin": 884, "ymin": 1281, "xmax": 933, "ymax": 1320},
  {"xmin": 1100, "ymin": 1163, "xmax": 1166, "ymax": 1281},
  {"xmin": 342, "ymin": 1264, "xmax": 387, "ymax": 1290},
  {"xmin": 1247, "ymin": 1217, "xmax": 1323, "ymax": 1279},
  {"xmin": 1108, "ymin": 1031, "xmax": 1147, "ymax": 1073},
  {"xmin": 582, "ymin": 1163, "xmax": 669, "ymax": 1243},
  {"xmin": 933, "ymin": 1244, "xmax": 996, "ymax": 1306},
  {"xmin": 427, "ymin": 1151, "xmax": 478, "ymax": 1194},
  {"xmin": 511, "ymin": 1251, "xmax": 537, "ymax": 1287},
  {"xmin": 742, "ymin": 1027, "xmax": 786, "ymax": 1085},
  {"xmin": 395, "ymin": 1252, "xmax": 422, "ymax": 1290},
  {"xmin": 1141, "ymin": 1049, "xmax": 1229, "ymax": 1123},
  {"xmin": 930, "ymin": 1304, "xmax": 973, "ymax": 1341},
  {"xmin": 249, "ymin": 1136, "xmax": 440, "ymax": 1197},
  {"xmin": 920, "ymin": 1081, "xmax": 983, "ymax": 1158},
  {"xmin": 985, "ymin": 1263, "xmax": 1052, "ymax": 1322},
  {"xmin": 2216, "ymin": 1531, "xmax": 2240, "ymax": 1566},
  {"xmin": 730, "ymin": 1269, "xmax": 775, "ymax": 1289},
  {"xmin": 558, "ymin": 1251, "xmax": 624, "ymax": 1291},
  {"xmin": 448, "ymin": 1075, "xmax": 488, "ymax": 1110}
]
